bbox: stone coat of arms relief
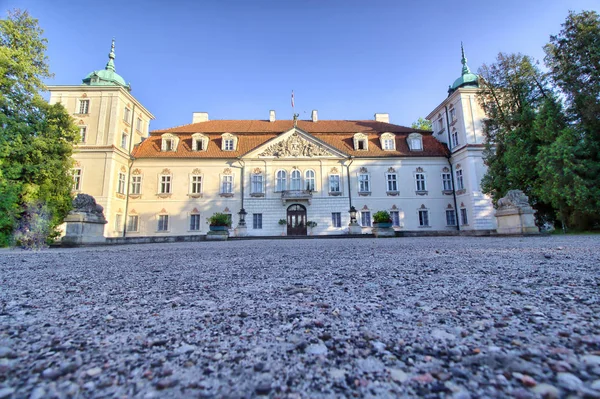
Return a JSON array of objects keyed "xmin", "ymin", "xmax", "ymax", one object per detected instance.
[{"xmin": 258, "ymin": 132, "xmax": 333, "ymax": 158}]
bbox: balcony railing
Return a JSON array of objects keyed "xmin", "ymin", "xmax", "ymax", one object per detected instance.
[{"xmin": 281, "ymin": 190, "xmax": 312, "ymax": 205}]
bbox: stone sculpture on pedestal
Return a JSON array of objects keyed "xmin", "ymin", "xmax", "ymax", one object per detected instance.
[
  {"xmin": 61, "ymin": 194, "xmax": 107, "ymax": 246},
  {"xmin": 495, "ymin": 190, "xmax": 539, "ymax": 235}
]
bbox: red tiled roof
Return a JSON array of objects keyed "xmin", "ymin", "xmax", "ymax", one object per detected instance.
[{"xmin": 133, "ymin": 120, "xmax": 448, "ymax": 158}]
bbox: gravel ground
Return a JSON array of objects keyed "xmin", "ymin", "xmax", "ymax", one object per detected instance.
[{"xmin": 1, "ymin": 235, "xmax": 600, "ymax": 399}]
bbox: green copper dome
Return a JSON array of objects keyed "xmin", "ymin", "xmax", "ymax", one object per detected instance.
[
  {"xmin": 82, "ymin": 39, "xmax": 131, "ymax": 91},
  {"xmin": 448, "ymin": 43, "xmax": 479, "ymax": 95}
]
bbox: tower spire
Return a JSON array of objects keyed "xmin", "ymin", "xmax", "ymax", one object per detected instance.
[
  {"xmin": 461, "ymin": 42, "xmax": 471, "ymax": 75},
  {"xmin": 105, "ymin": 38, "xmax": 116, "ymax": 72}
]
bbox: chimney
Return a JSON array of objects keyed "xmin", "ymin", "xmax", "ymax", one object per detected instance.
[
  {"xmin": 311, "ymin": 110, "xmax": 318, "ymax": 122},
  {"xmin": 269, "ymin": 110, "xmax": 276, "ymax": 122},
  {"xmin": 192, "ymin": 112, "xmax": 209, "ymax": 123},
  {"xmin": 374, "ymin": 113, "xmax": 389, "ymax": 123}
]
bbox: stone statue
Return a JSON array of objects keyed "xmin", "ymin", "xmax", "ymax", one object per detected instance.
[
  {"xmin": 62, "ymin": 194, "xmax": 108, "ymax": 246},
  {"xmin": 72, "ymin": 193, "xmax": 105, "ymax": 216},
  {"xmin": 495, "ymin": 189, "xmax": 538, "ymax": 234},
  {"xmin": 497, "ymin": 190, "xmax": 531, "ymax": 210}
]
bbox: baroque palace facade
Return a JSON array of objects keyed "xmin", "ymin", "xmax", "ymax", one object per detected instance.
[{"xmin": 49, "ymin": 41, "xmax": 496, "ymax": 238}]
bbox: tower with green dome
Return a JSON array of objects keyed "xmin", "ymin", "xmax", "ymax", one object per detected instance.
[
  {"xmin": 448, "ymin": 43, "xmax": 479, "ymax": 95},
  {"xmin": 82, "ymin": 39, "xmax": 131, "ymax": 91}
]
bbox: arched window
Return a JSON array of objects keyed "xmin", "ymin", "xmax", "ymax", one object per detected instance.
[
  {"xmin": 407, "ymin": 133, "xmax": 423, "ymax": 151},
  {"xmin": 275, "ymin": 170, "xmax": 287, "ymax": 192},
  {"xmin": 305, "ymin": 170, "xmax": 315, "ymax": 191},
  {"xmin": 161, "ymin": 133, "xmax": 179, "ymax": 152},
  {"xmin": 379, "ymin": 132, "xmax": 396, "ymax": 151},
  {"xmin": 353, "ymin": 132, "xmax": 369, "ymax": 150},
  {"xmin": 191, "ymin": 133, "xmax": 208, "ymax": 151},
  {"xmin": 290, "ymin": 169, "xmax": 302, "ymax": 190}
]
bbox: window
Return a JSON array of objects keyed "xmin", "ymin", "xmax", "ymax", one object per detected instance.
[
  {"xmin": 332, "ymin": 212, "xmax": 341, "ymax": 228},
  {"xmin": 461, "ymin": 208, "xmax": 468, "ymax": 225},
  {"xmin": 164, "ymin": 139, "xmax": 174, "ymax": 151},
  {"xmin": 221, "ymin": 175, "xmax": 233, "ymax": 194},
  {"xmin": 275, "ymin": 170, "xmax": 287, "ymax": 192},
  {"xmin": 357, "ymin": 140, "xmax": 366, "ymax": 150},
  {"xmin": 456, "ymin": 169, "xmax": 464, "ymax": 190},
  {"xmin": 358, "ymin": 174, "xmax": 370, "ymax": 193},
  {"xmin": 407, "ymin": 133, "xmax": 423, "ymax": 151},
  {"xmin": 117, "ymin": 172, "xmax": 126, "ymax": 194},
  {"xmin": 418, "ymin": 210, "xmax": 429, "ymax": 227},
  {"xmin": 221, "ymin": 133, "xmax": 237, "ymax": 151},
  {"xmin": 361, "ymin": 211, "xmax": 372, "ymax": 227},
  {"xmin": 127, "ymin": 215, "xmax": 139, "ymax": 232},
  {"xmin": 253, "ymin": 213, "xmax": 263, "ymax": 229},
  {"xmin": 79, "ymin": 126, "xmax": 87, "ymax": 143},
  {"xmin": 329, "ymin": 175, "xmax": 340, "ymax": 193},
  {"xmin": 192, "ymin": 133, "xmax": 208, "ymax": 151},
  {"xmin": 124, "ymin": 107, "xmax": 131, "ymax": 122},
  {"xmin": 437, "ymin": 117, "xmax": 444, "ymax": 133},
  {"xmin": 161, "ymin": 133, "xmax": 178, "ymax": 152},
  {"xmin": 442, "ymin": 173, "xmax": 453, "ymax": 191},
  {"xmin": 78, "ymin": 99, "xmax": 89, "ymax": 114},
  {"xmin": 380, "ymin": 133, "xmax": 396, "ymax": 150},
  {"xmin": 290, "ymin": 169, "xmax": 302, "ymax": 190},
  {"xmin": 190, "ymin": 214, "xmax": 201, "ymax": 231},
  {"xmin": 130, "ymin": 175, "xmax": 141, "ymax": 195},
  {"xmin": 446, "ymin": 210, "xmax": 457, "ymax": 226},
  {"xmin": 383, "ymin": 139, "xmax": 394, "ymax": 150},
  {"xmin": 451, "ymin": 130, "xmax": 459, "ymax": 148},
  {"xmin": 305, "ymin": 170, "xmax": 315, "ymax": 191},
  {"xmin": 158, "ymin": 215, "xmax": 169, "ymax": 231},
  {"xmin": 121, "ymin": 132, "xmax": 128, "ymax": 149},
  {"xmin": 386, "ymin": 173, "xmax": 398, "ymax": 192},
  {"xmin": 224, "ymin": 139, "xmax": 234, "ymax": 151},
  {"xmin": 415, "ymin": 173, "xmax": 426, "ymax": 191},
  {"xmin": 251, "ymin": 174, "xmax": 264, "ymax": 194},
  {"xmin": 190, "ymin": 175, "xmax": 202, "ymax": 194},
  {"xmin": 114, "ymin": 214, "xmax": 122, "ymax": 231},
  {"xmin": 136, "ymin": 118, "xmax": 142, "ymax": 131},
  {"xmin": 195, "ymin": 140, "xmax": 204, "ymax": 151},
  {"xmin": 450, "ymin": 108, "xmax": 457, "ymax": 122},
  {"xmin": 72, "ymin": 169, "xmax": 82, "ymax": 191},
  {"xmin": 353, "ymin": 133, "xmax": 369, "ymax": 150},
  {"xmin": 390, "ymin": 210, "xmax": 400, "ymax": 227},
  {"xmin": 160, "ymin": 175, "xmax": 172, "ymax": 194}
]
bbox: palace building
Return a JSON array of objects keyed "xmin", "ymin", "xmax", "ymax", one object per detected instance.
[{"xmin": 49, "ymin": 41, "xmax": 496, "ymax": 238}]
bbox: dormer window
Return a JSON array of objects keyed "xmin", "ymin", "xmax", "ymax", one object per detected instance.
[
  {"xmin": 353, "ymin": 133, "xmax": 369, "ymax": 151},
  {"xmin": 380, "ymin": 132, "xmax": 396, "ymax": 151},
  {"xmin": 191, "ymin": 133, "xmax": 208, "ymax": 152},
  {"xmin": 161, "ymin": 133, "xmax": 179, "ymax": 152},
  {"xmin": 407, "ymin": 133, "xmax": 423, "ymax": 151},
  {"xmin": 221, "ymin": 133, "xmax": 238, "ymax": 151}
]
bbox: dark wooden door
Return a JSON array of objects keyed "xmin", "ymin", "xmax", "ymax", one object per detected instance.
[{"xmin": 287, "ymin": 204, "xmax": 307, "ymax": 236}]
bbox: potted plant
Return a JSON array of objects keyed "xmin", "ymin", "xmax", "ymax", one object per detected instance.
[
  {"xmin": 372, "ymin": 211, "xmax": 393, "ymax": 228},
  {"xmin": 207, "ymin": 212, "xmax": 231, "ymax": 231},
  {"xmin": 278, "ymin": 218, "xmax": 287, "ymax": 236},
  {"xmin": 307, "ymin": 220, "xmax": 317, "ymax": 235}
]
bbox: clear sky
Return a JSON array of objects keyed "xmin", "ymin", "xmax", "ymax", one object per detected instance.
[{"xmin": 2, "ymin": 0, "xmax": 598, "ymax": 130}]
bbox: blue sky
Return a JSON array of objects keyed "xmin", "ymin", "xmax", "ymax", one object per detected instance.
[{"xmin": 3, "ymin": 0, "xmax": 598, "ymax": 130}]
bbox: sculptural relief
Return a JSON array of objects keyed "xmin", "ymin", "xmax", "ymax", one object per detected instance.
[{"xmin": 259, "ymin": 133, "xmax": 333, "ymax": 158}]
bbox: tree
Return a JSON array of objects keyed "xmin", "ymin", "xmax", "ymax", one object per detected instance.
[
  {"xmin": 411, "ymin": 117, "xmax": 432, "ymax": 131},
  {"xmin": 477, "ymin": 52, "xmax": 555, "ymax": 223},
  {"xmin": 0, "ymin": 9, "xmax": 78, "ymax": 247},
  {"xmin": 544, "ymin": 10, "xmax": 600, "ymax": 229}
]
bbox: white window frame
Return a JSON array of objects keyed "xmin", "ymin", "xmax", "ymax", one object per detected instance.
[
  {"xmin": 189, "ymin": 213, "xmax": 201, "ymax": 231},
  {"xmin": 121, "ymin": 132, "xmax": 128, "ymax": 149},
  {"xmin": 130, "ymin": 175, "xmax": 142, "ymax": 195},
  {"xmin": 456, "ymin": 169, "xmax": 464, "ymax": 190},
  {"xmin": 161, "ymin": 133, "xmax": 178, "ymax": 152},
  {"xmin": 136, "ymin": 117, "xmax": 142, "ymax": 132},
  {"xmin": 77, "ymin": 99, "xmax": 90, "ymax": 115},
  {"xmin": 390, "ymin": 210, "xmax": 400, "ymax": 227},
  {"xmin": 79, "ymin": 126, "xmax": 87, "ymax": 143},
  {"xmin": 290, "ymin": 169, "xmax": 302, "ymax": 190},
  {"xmin": 127, "ymin": 215, "xmax": 139, "ymax": 232},
  {"xmin": 353, "ymin": 133, "xmax": 369, "ymax": 151},
  {"xmin": 415, "ymin": 173, "xmax": 427, "ymax": 192},
  {"xmin": 252, "ymin": 213, "xmax": 263, "ymax": 229},
  {"xmin": 358, "ymin": 173, "xmax": 370, "ymax": 193},
  {"xmin": 437, "ymin": 117, "xmax": 444, "ymax": 133},
  {"xmin": 305, "ymin": 169, "xmax": 315, "ymax": 191},
  {"xmin": 72, "ymin": 168, "xmax": 82, "ymax": 191},
  {"xmin": 251, "ymin": 174, "xmax": 264, "ymax": 194},
  {"xmin": 446, "ymin": 209, "xmax": 457, "ymax": 226},
  {"xmin": 221, "ymin": 174, "xmax": 233, "ymax": 194},
  {"xmin": 442, "ymin": 173, "xmax": 453, "ymax": 191},
  {"xmin": 361, "ymin": 211, "xmax": 372, "ymax": 227},
  {"xmin": 380, "ymin": 132, "xmax": 396, "ymax": 151},
  {"xmin": 451, "ymin": 130, "xmax": 459, "ymax": 148},
  {"xmin": 190, "ymin": 174, "xmax": 203, "ymax": 195},
  {"xmin": 386, "ymin": 173, "xmax": 398, "ymax": 192},
  {"xmin": 191, "ymin": 133, "xmax": 208, "ymax": 152},
  {"xmin": 157, "ymin": 214, "xmax": 169, "ymax": 232},
  {"xmin": 461, "ymin": 208, "xmax": 469, "ymax": 226},
  {"xmin": 159, "ymin": 174, "xmax": 172, "ymax": 194},
  {"xmin": 275, "ymin": 170, "xmax": 287, "ymax": 192},
  {"xmin": 114, "ymin": 214, "xmax": 122, "ymax": 232},
  {"xmin": 331, "ymin": 212, "xmax": 341, "ymax": 228},
  {"xmin": 407, "ymin": 133, "xmax": 423, "ymax": 151},
  {"xmin": 124, "ymin": 107, "xmax": 131, "ymax": 123},
  {"xmin": 221, "ymin": 133, "xmax": 237, "ymax": 151},
  {"xmin": 418, "ymin": 209, "xmax": 430, "ymax": 227},
  {"xmin": 117, "ymin": 172, "xmax": 126, "ymax": 194},
  {"xmin": 450, "ymin": 107, "xmax": 457, "ymax": 122},
  {"xmin": 329, "ymin": 174, "xmax": 341, "ymax": 193}
]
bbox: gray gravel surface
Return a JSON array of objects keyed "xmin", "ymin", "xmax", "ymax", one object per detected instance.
[{"xmin": 1, "ymin": 236, "xmax": 600, "ymax": 398}]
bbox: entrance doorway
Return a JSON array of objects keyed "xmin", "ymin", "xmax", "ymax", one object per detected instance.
[{"xmin": 287, "ymin": 204, "xmax": 307, "ymax": 236}]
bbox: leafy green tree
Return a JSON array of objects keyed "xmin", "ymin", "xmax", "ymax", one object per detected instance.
[
  {"xmin": 0, "ymin": 9, "xmax": 78, "ymax": 246},
  {"xmin": 411, "ymin": 117, "xmax": 432, "ymax": 131},
  {"xmin": 477, "ymin": 52, "xmax": 554, "ymax": 223},
  {"xmin": 544, "ymin": 10, "xmax": 600, "ymax": 229}
]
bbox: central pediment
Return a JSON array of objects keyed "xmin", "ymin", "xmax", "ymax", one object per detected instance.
[{"xmin": 245, "ymin": 128, "xmax": 346, "ymax": 159}]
